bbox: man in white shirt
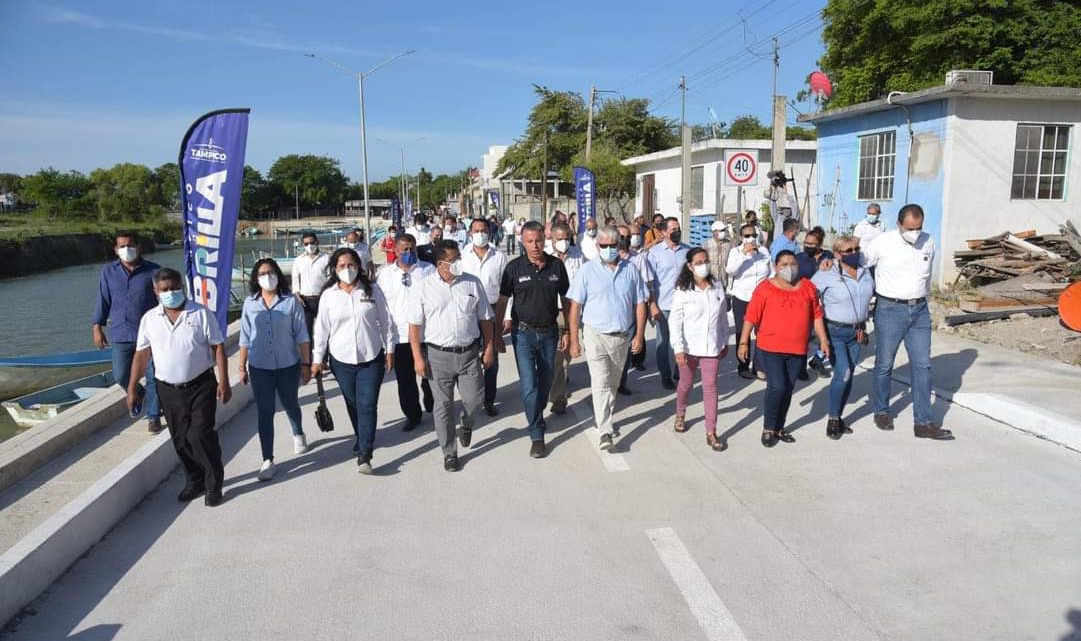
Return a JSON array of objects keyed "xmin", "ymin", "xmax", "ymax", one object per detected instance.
[
  {"xmin": 461, "ymin": 218, "xmax": 508, "ymax": 417},
  {"xmin": 864, "ymin": 204, "xmax": 952, "ymax": 440},
  {"xmin": 408, "ymin": 242, "xmax": 496, "ymax": 472},
  {"xmin": 617, "ymin": 224, "xmax": 655, "ymax": 392},
  {"xmin": 126, "ymin": 268, "xmax": 231, "ymax": 507},
  {"xmin": 408, "ymin": 214, "xmax": 431, "ymax": 247},
  {"xmin": 501, "ymin": 216, "xmax": 518, "ymax": 255},
  {"xmin": 293, "ymin": 232, "xmax": 330, "ymax": 336},
  {"xmin": 579, "ymin": 217, "xmax": 600, "ymax": 261},
  {"xmin": 853, "ymin": 202, "xmax": 886, "ymax": 248},
  {"xmin": 376, "ymin": 233, "xmax": 435, "ymax": 431},
  {"xmin": 443, "ymin": 215, "xmax": 468, "ymax": 246},
  {"xmin": 546, "ymin": 222, "xmax": 588, "ymax": 414},
  {"xmin": 726, "ymin": 223, "xmax": 774, "ymax": 379},
  {"xmin": 341, "ymin": 229, "xmax": 373, "ymax": 277}
]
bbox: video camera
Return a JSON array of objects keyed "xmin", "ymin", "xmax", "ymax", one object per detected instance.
[{"xmin": 766, "ymin": 170, "xmax": 789, "ymax": 188}]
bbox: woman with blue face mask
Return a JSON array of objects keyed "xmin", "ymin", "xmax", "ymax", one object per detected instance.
[{"xmin": 811, "ymin": 236, "xmax": 875, "ymax": 439}]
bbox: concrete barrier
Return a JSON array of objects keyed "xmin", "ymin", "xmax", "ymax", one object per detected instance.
[{"xmin": 0, "ymin": 321, "xmax": 252, "ymax": 627}]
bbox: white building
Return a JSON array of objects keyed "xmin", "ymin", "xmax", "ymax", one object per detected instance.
[{"xmin": 621, "ymin": 139, "xmax": 818, "ymax": 222}]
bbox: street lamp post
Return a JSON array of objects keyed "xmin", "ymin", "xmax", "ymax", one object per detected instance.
[
  {"xmin": 305, "ymin": 50, "xmax": 415, "ymax": 240},
  {"xmin": 376, "ymin": 137, "xmax": 426, "ymax": 222}
]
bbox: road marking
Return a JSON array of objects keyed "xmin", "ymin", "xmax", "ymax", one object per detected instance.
[
  {"xmin": 646, "ymin": 527, "xmax": 748, "ymax": 641},
  {"xmin": 569, "ymin": 403, "xmax": 630, "ymax": 472}
]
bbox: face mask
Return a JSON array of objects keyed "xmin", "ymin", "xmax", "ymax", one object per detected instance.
[
  {"xmin": 804, "ymin": 245, "xmax": 821, "ymax": 256},
  {"xmin": 258, "ymin": 274, "xmax": 278, "ymax": 291},
  {"xmin": 472, "ymin": 232, "xmax": 489, "ymax": 247},
  {"xmin": 447, "ymin": 260, "xmax": 464, "ymax": 277},
  {"xmin": 692, "ymin": 264, "xmax": 710, "ymax": 279},
  {"xmin": 867, "ymin": 214, "xmax": 880, "ymax": 224},
  {"xmin": 388, "ymin": 232, "xmax": 397, "ymax": 239},
  {"xmin": 630, "ymin": 235, "xmax": 642, "ymax": 248},
  {"xmin": 841, "ymin": 252, "xmax": 862, "ymax": 268},
  {"xmin": 554, "ymin": 239, "xmax": 569, "ymax": 254},
  {"xmin": 159, "ymin": 289, "xmax": 185, "ymax": 309},
  {"xmin": 117, "ymin": 246, "xmax": 138, "ymax": 262},
  {"xmin": 669, "ymin": 231, "xmax": 682, "ymax": 244},
  {"xmin": 902, "ymin": 229, "xmax": 922, "ymax": 244},
  {"xmin": 587, "ymin": 228, "xmax": 597, "ymax": 238},
  {"xmin": 778, "ymin": 265, "xmax": 799, "ymax": 284},
  {"xmin": 337, "ymin": 267, "xmax": 358, "ymax": 283},
  {"xmin": 443, "ymin": 224, "xmax": 452, "ymax": 231},
  {"xmin": 713, "ymin": 232, "xmax": 726, "ymax": 241},
  {"xmin": 400, "ymin": 251, "xmax": 417, "ymax": 266},
  {"xmin": 599, "ymin": 247, "xmax": 619, "ymax": 263},
  {"xmin": 742, "ymin": 236, "xmax": 756, "ymax": 246},
  {"xmin": 305, "ymin": 243, "xmax": 319, "ymax": 255}
]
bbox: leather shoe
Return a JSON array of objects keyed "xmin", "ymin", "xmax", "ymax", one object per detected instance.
[
  {"xmin": 839, "ymin": 418, "xmax": 853, "ymax": 434},
  {"xmin": 874, "ymin": 413, "xmax": 895, "ymax": 431},
  {"xmin": 444, "ymin": 454, "xmax": 459, "ymax": 471},
  {"xmin": 484, "ymin": 403, "xmax": 498, "ymax": 417},
  {"xmin": 403, "ymin": 417, "xmax": 421, "ymax": 432},
  {"xmin": 177, "ymin": 485, "xmax": 204, "ymax": 502},
  {"xmin": 147, "ymin": 418, "xmax": 165, "ymax": 434},
  {"xmin": 458, "ymin": 426, "xmax": 472, "ymax": 448},
  {"xmin": 550, "ymin": 402, "xmax": 566, "ymax": 415},
  {"xmin": 530, "ymin": 440, "xmax": 546, "ymax": 458},
  {"xmin": 617, "ymin": 386, "xmax": 632, "ymax": 396},
  {"xmin": 204, "ymin": 489, "xmax": 223, "ymax": 507},
  {"xmin": 777, "ymin": 429, "xmax": 796, "ymax": 443},
  {"xmin": 661, "ymin": 379, "xmax": 676, "ymax": 390},
  {"xmin": 826, "ymin": 418, "xmax": 842, "ymax": 440},
  {"xmin": 914, "ymin": 423, "xmax": 954, "ymax": 440}
]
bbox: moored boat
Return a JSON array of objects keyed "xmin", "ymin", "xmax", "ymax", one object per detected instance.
[
  {"xmin": 2, "ymin": 370, "xmax": 115, "ymax": 427},
  {"xmin": 0, "ymin": 349, "xmax": 114, "ymax": 400}
]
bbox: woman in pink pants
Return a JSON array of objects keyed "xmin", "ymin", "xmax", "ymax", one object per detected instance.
[{"xmin": 669, "ymin": 247, "xmax": 731, "ymax": 451}]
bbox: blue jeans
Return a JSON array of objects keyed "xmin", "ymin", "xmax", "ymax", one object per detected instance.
[
  {"xmin": 111, "ymin": 341, "xmax": 159, "ymax": 419},
  {"xmin": 758, "ymin": 349, "xmax": 803, "ymax": 430},
  {"xmin": 329, "ymin": 354, "xmax": 386, "ymax": 456},
  {"xmin": 512, "ymin": 327, "xmax": 558, "ymax": 441},
  {"xmin": 826, "ymin": 325, "xmax": 862, "ymax": 419},
  {"xmin": 249, "ymin": 363, "xmax": 303, "ymax": 461},
  {"xmin": 873, "ymin": 299, "xmax": 932, "ymax": 424},
  {"xmin": 654, "ymin": 311, "xmax": 676, "ymax": 383}
]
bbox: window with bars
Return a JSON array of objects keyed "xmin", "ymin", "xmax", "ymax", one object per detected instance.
[
  {"xmin": 690, "ymin": 165, "xmax": 704, "ymax": 210},
  {"xmin": 857, "ymin": 131, "xmax": 896, "ymax": 200},
  {"xmin": 1011, "ymin": 124, "xmax": 1070, "ymax": 200}
]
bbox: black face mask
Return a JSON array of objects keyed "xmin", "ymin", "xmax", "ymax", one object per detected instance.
[
  {"xmin": 804, "ymin": 245, "xmax": 821, "ymax": 256},
  {"xmin": 669, "ymin": 231, "xmax": 682, "ymax": 244}
]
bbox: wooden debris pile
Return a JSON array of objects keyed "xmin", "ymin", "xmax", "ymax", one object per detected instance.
[{"xmin": 946, "ymin": 223, "xmax": 1080, "ymax": 326}]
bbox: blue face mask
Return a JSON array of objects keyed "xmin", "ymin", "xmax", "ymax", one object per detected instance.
[
  {"xmin": 159, "ymin": 289, "xmax": 185, "ymax": 309},
  {"xmin": 599, "ymin": 247, "xmax": 620, "ymax": 263},
  {"xmin": 400, "ymin": 250, "xmax": 417, "ymax": 266},
  {"xmin": 841, "ymin": 252, "xmax": 862, "ymax": 268}
]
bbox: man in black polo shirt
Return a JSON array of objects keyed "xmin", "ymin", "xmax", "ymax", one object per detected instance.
[{"xmin": 495, "ymin": 220, "xmax": 569, "ymax": 459}]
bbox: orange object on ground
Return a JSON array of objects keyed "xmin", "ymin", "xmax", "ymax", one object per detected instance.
[{"xmin": 1060, "ymin": 281, "xmax": 1081, "ymax": 332}]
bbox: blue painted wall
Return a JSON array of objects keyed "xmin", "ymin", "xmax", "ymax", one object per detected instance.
[{"xmin": 813, "ymin": 99, "xmax": 949, "ymax": 248}]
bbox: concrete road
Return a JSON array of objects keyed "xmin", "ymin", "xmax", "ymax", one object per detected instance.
[{"xmin": 4, "ymin": 341, "xmax": 1081, "ymax": 641}]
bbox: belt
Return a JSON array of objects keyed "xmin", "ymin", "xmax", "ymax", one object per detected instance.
[
  {"xmin": 516, "ymin": 321, "xmax": 556, "ymax": 332},
  {"xmin": 425, "ymin": 339, "xmax": 479, "ymax": 354},
  {"xmin": 157, "ymin": 368, "xmax": 214, "ymax": 390},
  {"xmin": 826, "ymin": 319, "xmax": 865, "ymax": 330},
  {"xmin": 598, "ymin": 329, "xmax": 629, "ymax": 337},
  {"xmin": 877, "ymin": 294, "xmax": 926, "ymax": 306}
]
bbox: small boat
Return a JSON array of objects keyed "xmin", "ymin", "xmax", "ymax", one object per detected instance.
[
  {"xmin": 239, "ymin": 226, "xmax": 262, "ymax": 237},
  {"xmin": 2, "ymin": 371, "xmax": 116, "ymax": 428},
  {"xmin": 0, "ymin": 349, "xmax": 114, "ymax": 400}
]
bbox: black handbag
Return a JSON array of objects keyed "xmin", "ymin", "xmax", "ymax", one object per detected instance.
[{"xmin": 314, "ymin": 373, "xmax": 334, "ymax": 432}]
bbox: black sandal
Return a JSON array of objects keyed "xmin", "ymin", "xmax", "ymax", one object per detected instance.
[
  {"xmin": 777, "ymin": 429, "xmax": 796, "ymax": 444},
  {"xmin": 761, "ymin": 430, "xmax": 778, "ymax": 448}
]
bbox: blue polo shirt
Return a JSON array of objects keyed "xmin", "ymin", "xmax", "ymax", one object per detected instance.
[
  {"xmin": 92, "ymin": 258, "xmax": 161, "ymax": 343},
  {"xmin": 796, "ymin": 249, "xmax": 834, "ymax": 280},
  {"xmin": 239, "ymin": 292, "xmax": 310, "ymax": 370},
  {"xmin": 567, "ymin": 258, "xmax": 647, "ymax": 333},
  {"xmin": 646, "ymin": 241, "xmax": 690, "ymax": 311}
]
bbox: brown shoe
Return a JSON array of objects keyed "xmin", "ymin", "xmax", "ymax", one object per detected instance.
[
  {"xmin": 914, "ymin": 423, "xmax": 954, "ymax": 440},
  {"xmin": 673, "ymin": 414, "xmax": 687, "ymax": 433},
  {"xmin": 873, "ymin": 413, "xmax": 894, "ymax": 431},
  {"xmin": 706, "ymin": 432, "xmax": 727, "ymax": 452},
  {"xmin": 147, "ymin": 418, "xmax": 165, "ymax": 434}
]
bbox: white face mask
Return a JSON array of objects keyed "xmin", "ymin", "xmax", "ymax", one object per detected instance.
[
  {"xmin": 337, "ymin": 267, "xmax": 358, "ymax": 283},
  {"xmin": 902, "ymin": 229, "xmax": 922, "ymax": 244},
  {"xmin": 443, "ymin": 224, "xmax": 453, "ymax": 231},
  {"xmin": 587, "ymin": 228, "xmax": 597, "ymax": 237},
  {"xmin": 117, "ymin": 246, "xmax": 138, "ymax": 263},
  {"xmin": 554, "ymin": 239, "xmax": 569, "ymax": 253},
  {"xmin": 305, "ymin": 243, "xmax": 319, "ymax": 255},
  {"xmin": 778, "ymin": 265, "xmax": 799, "ymax": 284},
  {"xmin": 630, "ymin": 235, "xmax": 642, "ymax": 248},
  {"xmin": 472, "ymin": 232, "xmax": 489, "ymax": 247},
  {"xmin": 692, "ymin": 264, "xmax": 711, "ymax": 279},
  {"xmin": 446, "ymin": 260, "xmax": 464, "ymax": 277},
  {"xmin": 258, "ymin": 274, "xmax": 278, "ymax": 292},
  {"xmin": 867, "ymin": 214, "xmax": 880, "ymax": 224}
]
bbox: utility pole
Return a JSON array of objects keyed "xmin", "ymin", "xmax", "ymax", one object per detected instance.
[
  {"xmin": 770, "ymin": 35, "xmax": 788, "ymax": 232},
  {"xmin": 294, "ymin": 183, "xmax": 300, "ymax": 221},
  {"xmin": 679, "ymin": 74, "xmax": 692, "ymax": 232},
  {"xmin": 540, "ymin": 130, "xmax": 549, "ymax": 219},
  {"xmin": 586, "ymin": 84, "xmax": 595, "ymax": 163}
]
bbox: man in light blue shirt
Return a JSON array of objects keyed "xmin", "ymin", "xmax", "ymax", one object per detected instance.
[
  {"xmin": 770, "ymin": 217, "xmax": 801, "ymax": 262},
  {"xmin": 567, "ymin": 226, "xmax": 647, "ymax": 450},
  {"xmin": 645, "ymin": 216, "xmax": 689, "ymax": 389}
]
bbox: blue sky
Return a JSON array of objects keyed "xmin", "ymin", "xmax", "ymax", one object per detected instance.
[{"xmin": 0, "ymin": 0, "xmax": 826, "ymax": 182}]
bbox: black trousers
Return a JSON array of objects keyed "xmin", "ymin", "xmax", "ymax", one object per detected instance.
[
  {"xmin": 730, "ymin": 296, "xmax": 759, "ymax": 373},
  {"xmin": 481, "ymin": 306, "xmax": 499, "ymax": 406},
  {"xmin": 393, "ymin": 343, "xmax": 433, "ymax": 422},
  {"xmin": 156, "ymin": 371, "xmax": 224, "ymax": 492}
]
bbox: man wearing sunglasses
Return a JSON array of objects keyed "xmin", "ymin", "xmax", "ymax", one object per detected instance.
[{"xmin": 375, "ymin": 233, "xmax": 435, "ymax": 431}]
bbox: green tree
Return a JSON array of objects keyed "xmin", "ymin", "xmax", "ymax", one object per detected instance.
[
  {"xmin": 592, "ymin": 97, "xmax": 678, "ymax": 160},
  {"xmin": 89, "ymin": 163, "xmax": 161, "ymax": 221},
  {"xmin": 727, "ymin": 115, "xmax": 772, "ymax": 139},
  {"xmin": 820, "ymin": 0, "xmax": 1081, "ymax": 107},
  {"xmin": 241, "ymin": 165, "xmax": 277, "ymax": 217},
  {"xmin": 267, "ymin": 154, "xmax": 348, "ymax": 214},
  {"xmin": 152, "ymin": 163, "xmax": 180, "ymax": 211},
  {"xmin": 0, "ymin": 173, "xmax": 21, "ymax": 196},
  {"xmin": 496, "ymin": 86, "xmax": 588, "ymax": 181},
  {"xmin": 21, "ymin": 167, "xmax": 93, "ymax": 219}
]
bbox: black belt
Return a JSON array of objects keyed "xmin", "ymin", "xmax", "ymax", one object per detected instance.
[
  {"xmin": 599, "ymin": 329, "xmax": 629, "ymax": 337},
  {"xmin": 425, "ymin": 339, "xmax": 479, "ymax": 354},
  {"xmin": 157, "ymin": 369, "xmax": 214, "ymax": 390},
  {"xmin": 826, "ymin": 319, "xmax": 865, "ymax": 330},
  {"xmin": 517, "ymin": 321, "xmax": 556, "ymax": 332},
  {"xmin": 877, "ymin": 294, "xmax": 926, "ymax": 306}
]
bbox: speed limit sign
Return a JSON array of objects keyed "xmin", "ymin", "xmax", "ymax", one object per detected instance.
[{"xmin": 724, "ymin": 150, "xmax": 758, "ymax": 186}]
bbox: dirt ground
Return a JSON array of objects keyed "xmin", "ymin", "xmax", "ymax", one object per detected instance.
[{"xmin": 931, "ymin": 302, "xmax": 1081, "ymax": 367}]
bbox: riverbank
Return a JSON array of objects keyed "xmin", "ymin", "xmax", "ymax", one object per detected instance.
[{"xmin": 0, "ymin": 218, "xmax": 180, "ymax": 278}]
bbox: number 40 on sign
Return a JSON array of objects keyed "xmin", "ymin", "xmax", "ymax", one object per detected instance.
[{"xmin": 723, "ymin": 150, "xmax": 758, "ymax": 187}]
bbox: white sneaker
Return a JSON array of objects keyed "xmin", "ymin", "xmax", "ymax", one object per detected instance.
[
  {"xmin": 293, "ymin": 434, "xmax": 309, "ymax": 455},
  {"xmin": 257, "ymin": 459, "xmax": 276, "ymax": 481}
]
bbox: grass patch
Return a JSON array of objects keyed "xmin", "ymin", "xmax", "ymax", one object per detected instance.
[{"xmin": 0, "ymin": 214, "xmax": 181, "ymax": 243}]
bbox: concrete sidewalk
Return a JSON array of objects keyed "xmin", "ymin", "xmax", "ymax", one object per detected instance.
[{"xmin": 3, "ymin": 328, "xmax": 1081, "ymax": 641}]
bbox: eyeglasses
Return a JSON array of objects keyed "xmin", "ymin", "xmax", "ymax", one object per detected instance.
[
  {"xmin": 598, "ymin": 243, "xmax": 618, "ymax": 249},
  {"xmin": 742, "ymin": 235, "xmax": 756, "ymax": 240},
  {"xmin": 401, "ymin": 272, "xmax": 412, "ymax": 287},
  {"xmin": 838, "ymin": 247, "xmax": 860, "ymax": 254}
]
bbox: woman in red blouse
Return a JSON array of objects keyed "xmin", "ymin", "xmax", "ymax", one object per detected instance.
[
  {"xmin": 737, "ymin": 250, "xmax": 830, "ymax": 447},
  {"xmin": 382, "ymin": 225, "xmax": 398, "ymax": 265}
]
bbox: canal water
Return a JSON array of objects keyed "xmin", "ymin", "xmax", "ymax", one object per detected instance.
[{"xmin": 0, "ymin": 234, "xmax": 348, "ymax": 441}]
